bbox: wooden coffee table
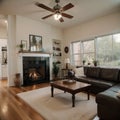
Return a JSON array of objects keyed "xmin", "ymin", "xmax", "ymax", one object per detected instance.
[{"xmin": 50, "ymin": 79, "xmax": 91, "ymax": 107}]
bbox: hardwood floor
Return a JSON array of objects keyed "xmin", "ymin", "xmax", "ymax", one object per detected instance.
[
  {"xmin": 0, "ymin": 80, "xmax": 49, "ymax": 120},
  {"xmin": 0, "ymin": 80, "xmax": 97, "ymax": 120}
]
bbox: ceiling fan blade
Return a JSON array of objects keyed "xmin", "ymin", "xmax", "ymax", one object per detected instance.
[
  {"xmin": 62, "ymin": 13, "xmax": 73, "ymax": 19},
  {"xmin": 59, "ymin": 17, "xmax": 64, "ymax": 22},
  {"xmin": 42, "ymin": 14, "xmax": 54, "ymax": 19},
  {"xmin": 35, "ymin": 2, "xmax": 54, "ymax": 12},
  {"xmin": 62, "ymin": 3, "xmax": 74, "ymax": 11}
]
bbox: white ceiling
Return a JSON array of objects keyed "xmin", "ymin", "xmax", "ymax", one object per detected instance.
[{"xmin": 0, "ymin": 0, "xmax": 120, "ymax": 29}]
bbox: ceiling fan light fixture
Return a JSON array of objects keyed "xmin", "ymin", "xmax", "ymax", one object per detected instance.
[
  {"xmin": 54, "ymin": 13, "xmax": 62, "ymax": 20},
  {"xmin": 35, "ymin": 1, "xmax": 74, "ymax": 22}
]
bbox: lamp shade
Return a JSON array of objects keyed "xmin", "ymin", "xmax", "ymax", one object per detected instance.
[{"xmin": 65, "ymin": 58, "xmax": 70, "ymax": 63}]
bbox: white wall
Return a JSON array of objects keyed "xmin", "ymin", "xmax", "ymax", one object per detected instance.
[
  {"xmin": 15, "ymin": 16, "xmax": 63, "ymax": 85},
  {"xmin": 63, "ymin": 12, "xmax": 120, "ymax": 60},
  {"xmin": 7, "ymin": 15, "xmax": 17, "ymax": 86},
  {"xmin": 16, "ymin": 16, "xmax": 63, "ymax": 52}
]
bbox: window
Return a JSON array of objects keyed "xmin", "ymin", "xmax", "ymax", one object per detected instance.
[
  {"xmin": 71, "ymin": 39, "xmax": 95, "ymax": 66},
  {"xmin": 71, "ymin": 42, "xmax": 81, "ymax": 66},
  {"xmin": 82, "ymin": 40, "xmax": 95, "ymax": 65},
  {"xmin": 96, "ymin": 35, "xmax": 113, "ymax": 66},
  {"xmin": 71, "ymin": 33, "xmax": 120, "ymax": 67},
  {"xmin": 96, "ymin": 33, "xmax": 120, "ymax": 66},
  {"xmin": 113, "ymin": 34, "xmax": 120, "ymax": 66}
]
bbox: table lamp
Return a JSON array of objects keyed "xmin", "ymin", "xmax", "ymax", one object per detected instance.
[{"xmin": 65, "ymin": 58, "xmax": 70, "ymax": 69}]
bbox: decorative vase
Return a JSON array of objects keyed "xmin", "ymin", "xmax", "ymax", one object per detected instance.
[{"xmin": 14, "ymin": 73, "xmax": 21, "ymax": 87}]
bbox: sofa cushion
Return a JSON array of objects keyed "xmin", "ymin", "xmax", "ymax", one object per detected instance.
[
  {"xmin": 85, "ymin": 67, "xmax": 100, "ymax": 78},
  {"xmin": 73, "ymin": 67, "xmax": 84, "ymax": 77},
  {"xmin": 90, "ymin": 79, "xmax": 116, "ymax": 88},
  {"xmin": 83, "ymin": 66, "xmax": 88, "ymax": 76},
  {"xmin": 76, "ymin": 76, "xmax": 115, "ymax": 89},
  {"xmin": 118, "ymin": 72, "xmax": 120, "ymax": 81},
  {"xmin": 96, "ymin": 87, "xmax": 120, "ymax": 120},
  {"xmin": 96, "ymin": 90, "xmax": 120, "ymax": 106},
  {"xmin": 108, "ymin": 83, "xmax": 120, "ymax": 92},
  {"xmin": 100, "ymin": 68, "xmax": 119, "ymax": 82},
  {"xmin": 75, "ymin": 76, "xmax": 90, "ymax": 83}
]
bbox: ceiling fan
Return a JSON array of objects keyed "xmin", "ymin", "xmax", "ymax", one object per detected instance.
[{"xmin": 35, "ymin": 0, "xmax": 74, "ymax": 22}]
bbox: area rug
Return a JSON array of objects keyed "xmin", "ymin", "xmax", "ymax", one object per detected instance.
[{"xmin": 17, "ymin": 87, "xmax": 97, "ymax": 120}]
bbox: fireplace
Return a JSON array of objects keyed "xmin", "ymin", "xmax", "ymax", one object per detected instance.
[{"xmin": 23, "ymin": 56, "xmax": 50, "ymax": 86}]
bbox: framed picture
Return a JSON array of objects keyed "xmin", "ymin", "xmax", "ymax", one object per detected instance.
[
  {"xmin": 21, "ymin": 40, "xmax": 27, "ymax": 51},
  {"xmin": 29, "ymin": 34, "xmax": 42, "ymax": 52}
]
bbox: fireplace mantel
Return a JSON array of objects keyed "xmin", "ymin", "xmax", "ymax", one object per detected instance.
[
  {"xmin": 19, "ymin": 51, "xmax": 52, "ymax": 57},
  {"xmin": 19, "ymin": 51, "xmax": 52, "ymax": 54}
]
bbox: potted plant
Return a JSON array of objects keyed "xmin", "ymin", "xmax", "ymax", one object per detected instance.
[
  {"xmin": 82, "ymin": 60, "xmax": 86, "ymax": 65},
  {"xmin": 52, "ymin": 62, "xmax": 59, "ymax": 79},
  {"xmin": 93, "ymin": 60, "xmax": 98, "ymax": 66},
  {"xmin": 17, "ymin": 43, "xmax": 24, "ymax": 52}
]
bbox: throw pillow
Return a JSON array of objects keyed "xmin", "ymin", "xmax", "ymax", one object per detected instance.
[{"xmin": 73, "ymin": 67, "xmax": 84, "ymax": 77}]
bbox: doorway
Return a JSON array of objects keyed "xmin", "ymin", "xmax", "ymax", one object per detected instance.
[{"xmin": 0, "ymin": 15, "xmax": 8, "ymax": 86}]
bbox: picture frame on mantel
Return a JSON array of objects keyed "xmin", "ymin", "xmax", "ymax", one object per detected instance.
[{"xmin": 29, "ymin": 34, "xmax": 42, "ymax": 52}]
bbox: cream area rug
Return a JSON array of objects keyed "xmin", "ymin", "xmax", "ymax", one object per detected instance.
[{"xmin": 17, "ymin": 87, "xmax": 97, "ymax": 120}]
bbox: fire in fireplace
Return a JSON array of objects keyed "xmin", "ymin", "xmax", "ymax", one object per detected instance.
[
  {"xmin": 29, "ymin": 68, "xmax": 42, "ymax": 81},
  {"xmin": 23, "ymin": 56, "xmax": 50, "ymax": 86}
]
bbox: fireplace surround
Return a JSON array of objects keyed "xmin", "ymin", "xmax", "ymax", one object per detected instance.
[
  {"xmin": 23, "ymin": 56, "xmax": 49, "ymax": 86},
  {"xmin": 19, "ymin": 53, "xmax": 51, "ymax": 86}
]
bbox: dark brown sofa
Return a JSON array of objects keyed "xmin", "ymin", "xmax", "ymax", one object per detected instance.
[
  {"xmin": 75, "ymin": 66, "xmax": 120, "ymax": 120},
  {"xmin": 75, "ymin": 66, "xmax": 120, "ymax": 93},
  {"xmin": 96, "ymin": 84, "xmax": 120, "ymax": 120}
]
